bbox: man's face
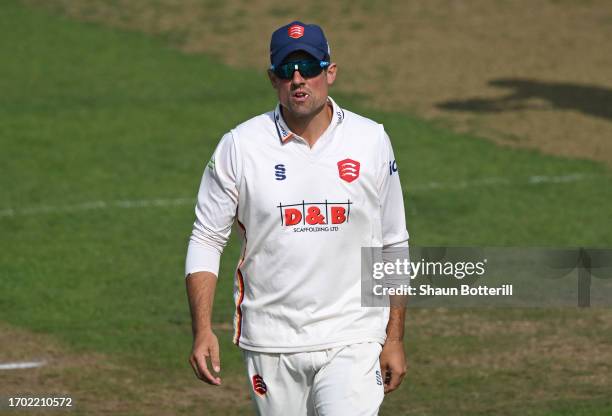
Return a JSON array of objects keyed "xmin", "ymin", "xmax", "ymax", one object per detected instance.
[{"xmin": 268, "ymin": 51, "xmax": 337, "ymax": 120}]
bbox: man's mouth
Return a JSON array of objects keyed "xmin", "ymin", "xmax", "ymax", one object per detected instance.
[{"xmin": 292, "ymin": 91, "xmax": 309, "ymax": 102}]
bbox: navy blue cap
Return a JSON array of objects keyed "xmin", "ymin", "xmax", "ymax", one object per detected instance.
[{"xmin": 270, "ymin": 21, "xmax": 330, "ymax": 68}]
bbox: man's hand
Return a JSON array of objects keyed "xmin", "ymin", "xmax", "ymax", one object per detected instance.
[
  {"xmin": 186, "ymin": 271, "xmax": 220, "ymax": 385},
  {"xmin": 189, "ymin": 330, "xmax": 222, "ymax": 385},
  {"xmin": 379, "ymin": 339, "xmax": 406, "ymax": 394}
]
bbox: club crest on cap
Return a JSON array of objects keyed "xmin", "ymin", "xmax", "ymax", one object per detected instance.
[{"xmin": 288, "ymin": 24, "xmax": 305, "ymax": 39}]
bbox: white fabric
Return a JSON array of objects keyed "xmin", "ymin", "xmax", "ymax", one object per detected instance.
[
  {"xmin": 186, "ymin": 97, "xmax": 410, "ymax": 352},
  {"xmin": 242, "ymin": 342, "xmax": 384, "ymax": 416}
]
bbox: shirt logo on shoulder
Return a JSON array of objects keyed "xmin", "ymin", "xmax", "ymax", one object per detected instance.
[
  {"xmin": 207, "ymin": 155, "xmax": 215, "ymax": 171},
  {"xmin": 389, "ymin": 160, "xmax": 398, "ymax": 176},
  {"xmin": 337, "ymin": 158, "xmax": 360, "ymax": 183},
  {"xmin": 275, "ymin": 164, "xmax": 286, "ymax": 180}
]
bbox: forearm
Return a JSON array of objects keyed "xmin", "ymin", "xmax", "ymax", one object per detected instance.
[
  {"xmin": 386, "ymin": 299, "xmax": 406, "ymax": 341},
  {"xmin": 186, "ymin": 271, "xmax": 218, "ymax": 336}
]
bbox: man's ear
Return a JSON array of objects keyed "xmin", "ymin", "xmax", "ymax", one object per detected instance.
[{"xmin": 325, "ymin": 63, "xmax": 337, "ymax": 86}]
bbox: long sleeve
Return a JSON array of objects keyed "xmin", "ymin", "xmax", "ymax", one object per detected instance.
[
  {"xmin": 185, "ymin": 132, "xmax": 240, "ymax": 277},
  {"xmin": 378, "ymin": 128, "xmax": 411, "ymax": 287},
  {"xmin": 377, "ymin": 128, "xmax": 409, "ymax": 248}
]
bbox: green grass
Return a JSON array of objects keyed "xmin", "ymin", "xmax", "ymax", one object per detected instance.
[{"xmin": 1, "ymin": 1, "xmax": 611, "ymax": 414}]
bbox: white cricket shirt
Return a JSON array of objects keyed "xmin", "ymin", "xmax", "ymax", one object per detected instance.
[{"xmin": 186, "ymin": 97, "xmax": 409, "ymax": 352}]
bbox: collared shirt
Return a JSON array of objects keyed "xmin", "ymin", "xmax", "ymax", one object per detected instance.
[
  {"xmin": 273, "ymin": 99, "xmax": 345, "ymax": 146},
  {"xmin": 186, "ymin": 96, "xmax": 409, "ymax": 352}
]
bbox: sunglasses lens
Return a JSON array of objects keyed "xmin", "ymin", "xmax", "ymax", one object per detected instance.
[
  {"xmin": 275, "ymin": 60, "xmax": 325, "ymax": 79},
  {"xmin": 275, "ymin": 64, "xmax": 294, "ymax": 79},
  {"xmin": 300, "ymin": 61, "xmax": 322, "ymax": 77}
]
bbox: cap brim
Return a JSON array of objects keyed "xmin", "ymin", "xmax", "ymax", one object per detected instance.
[{"xmin": 272, "ymin": 42, "xmax": 327, "ymax": 67}]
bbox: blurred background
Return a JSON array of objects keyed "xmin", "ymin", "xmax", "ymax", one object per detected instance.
[{"xmin": 1, "ymin": 1, "xmax": 611, "ymax": 414}]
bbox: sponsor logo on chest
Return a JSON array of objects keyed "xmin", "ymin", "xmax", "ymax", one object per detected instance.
[
  {"xmin": 268, "ymin": 158, "xmax": 363, "ymax": 233},
  {"xmin": 276, "ymin": 199, "xmax": 352, "ymax": 233}
]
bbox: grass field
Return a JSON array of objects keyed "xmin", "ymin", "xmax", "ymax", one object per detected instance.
[
  {"xmin": 26, "ymin": 0, "xmax": 612, "ymax": 164},
  {"xmin": 1, "ymin": 1, "xmax": 612, "ymax": 414}
]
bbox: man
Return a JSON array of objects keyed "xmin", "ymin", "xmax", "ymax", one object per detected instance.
[{"xmin": 185, "ymin": 21, "xmax": 410, "ymax": 415}]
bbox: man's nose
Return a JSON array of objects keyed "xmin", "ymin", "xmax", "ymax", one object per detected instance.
[{"xmin": 291, "ymin": 68, "xmax": 305, "ymax": 85}]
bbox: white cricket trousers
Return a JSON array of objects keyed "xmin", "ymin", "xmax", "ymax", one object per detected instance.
[{"xmin": 242, "ymin": 342, "xmax": 384, "ymax": 416}]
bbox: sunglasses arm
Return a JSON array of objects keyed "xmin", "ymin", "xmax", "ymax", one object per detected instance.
[{"xmin": 269, "ymin": 61, "xmax": 330, "ymax": 71}]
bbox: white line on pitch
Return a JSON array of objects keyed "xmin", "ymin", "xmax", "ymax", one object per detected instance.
[
  {"xmin": 0, "ymin": 197, "xmax": 195, "ymax": 218},
  {"xmin": 407, "ymin": 173, "xmax": 595, "ymax": 192},
  {"xmin": 0, "ymin": 361, "xmax": 47, "ymax": 370},
  {"xmin": 0, "ymin": 173, "xmax": 604, "ymax": 218}
]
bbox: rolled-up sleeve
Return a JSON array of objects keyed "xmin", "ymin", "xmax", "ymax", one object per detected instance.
[{"xmin": 185, "ymin": 132, "xmax": 240, "ymax": 277}]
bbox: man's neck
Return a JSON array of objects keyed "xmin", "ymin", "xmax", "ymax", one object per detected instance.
[{"xmin": 282, "ymin": 101, "xmax": 333, "ymax": 148}]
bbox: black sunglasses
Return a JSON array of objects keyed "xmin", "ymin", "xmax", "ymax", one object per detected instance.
[{"xmin": 270, "ymin": 60, "xmax": 330, "ymax": 80}]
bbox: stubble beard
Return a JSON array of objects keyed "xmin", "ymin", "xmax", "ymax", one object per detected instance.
[{"xmin": 286, "ymin": 95, "xmax": 326, "ymax": 121}]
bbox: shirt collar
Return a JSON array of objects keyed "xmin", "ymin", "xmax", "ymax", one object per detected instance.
[{"xmin": 273, "ymin": 96, "xmax": 345, "ymax": 145}]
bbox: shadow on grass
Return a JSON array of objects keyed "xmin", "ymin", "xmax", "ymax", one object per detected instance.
[{"xmin": 437, "ymin": 78, "xmax": 612, "ymax": 123}]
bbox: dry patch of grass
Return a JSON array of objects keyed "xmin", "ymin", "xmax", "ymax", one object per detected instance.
[
  {"xmin": 0, "ymin": 323, "xmax": 251, "ymax": 415},
  {"xmin": 403, "ymin": 308, "xmax": 612, "ymax": 411},
  {"xmin": 2, "ymin": 309, "xmax": 610, "ymax": 416},
  {"xmin": 24, "ymin": 0, "xmax": 612, "ymax": 164}
]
